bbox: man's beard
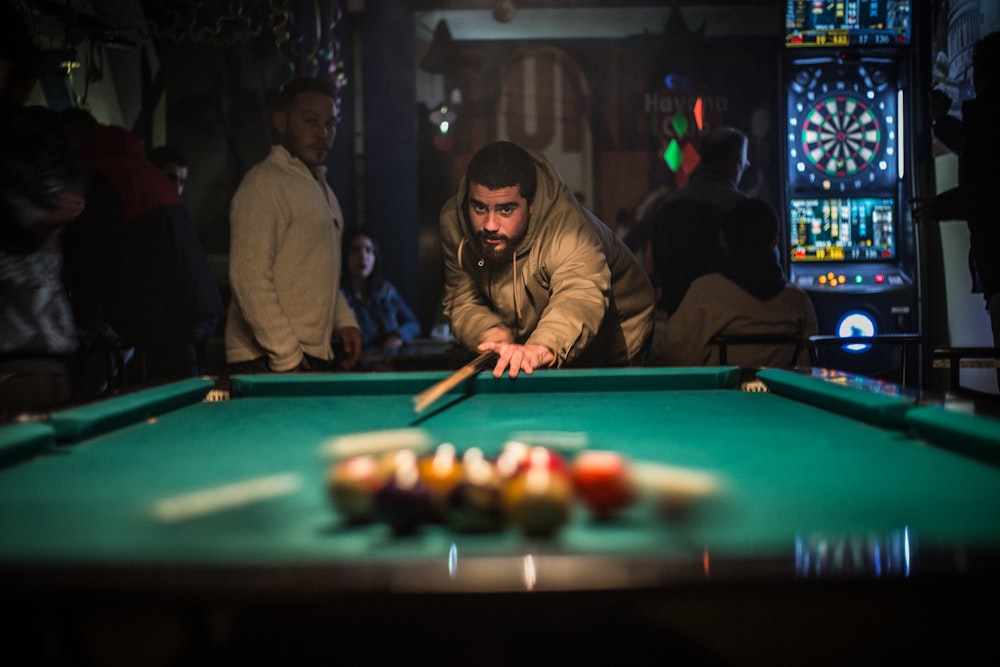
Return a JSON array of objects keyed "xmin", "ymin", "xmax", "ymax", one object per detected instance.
[
  {"xmin": 476, "ymin": 223, "xmax": 526, "ymax": 264},
  {"xmin": 477, "ymin": 232, "xmax": 514, "ymax": 263}
]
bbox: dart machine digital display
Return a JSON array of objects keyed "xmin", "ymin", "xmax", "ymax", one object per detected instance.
[{"xmin": 784, "ymin": 0, "xmax": 911, "ymax": 47}]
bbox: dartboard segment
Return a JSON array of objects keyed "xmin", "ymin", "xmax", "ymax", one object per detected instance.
[{"xmin": 801, "ymin": 95, "xmax": 882, "ymax": 178}]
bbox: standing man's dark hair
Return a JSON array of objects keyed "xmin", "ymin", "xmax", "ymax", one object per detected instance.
[{"xmin": 275, "ymin": 77, "xmax": 337, "ymax": 111}]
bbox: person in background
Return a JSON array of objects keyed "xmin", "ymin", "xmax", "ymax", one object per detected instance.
[
  {"xmin": 641, "ymin": 127, "xmax": 750, "ymax": 317},
  {"xmin": 439, "ymin": 140, "xmax": 655, "ymax": 378},
  {"xmin": 341, "ymin": 227, "xmax": 420, "ymax": 351},
  {"xmin": 71, "ymin": 123, "xmax": 222, "ymax": 384},
  {"xmin": 226, "ymin": 77, "xmax": 361, "ymax": 373},
  {"xmin": 914, "ymin": 32, "xmax": 1000, "ymax": 353},
  {"xmin": 650, "ymin": 198, "xmax": 817, "ymax": 368},
  {"xmin": 148, "ymin": 145, "xmax": 189, "ymax": 198},
  {"xmin": 0, "ymin": 5, "xmax": 86, "ymax": 416},
  {"xmin": 56, "ymin": 108, "xmax": 131, "ymax": 398}
]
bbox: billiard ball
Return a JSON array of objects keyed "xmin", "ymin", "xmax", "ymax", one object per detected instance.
[
  {"xmin": 502, "ymin": 465, "xmax": 574, "ymax": 537},
  {"xmin": 448, "ymin": 448, "xmax": 505, "ymax": 533},
  {"xmin": 496, "ymin": 443, "xmax": 568, "ymax": 480},
  {"xmin": 418, "ymin": 443, "xmax": 463, "ymax": 522},
  {"xmin": 373, "ymin": 449, "xmax": 432, "ymax": 533},
  {"xmin": 571, "ymin": 450, "xmax": 635, "ymax": 519},
  {"xmin": 327, "ymin": 454, "xmax": 383, "ymax": 524},
  {"xmin": 505, "ymin": 430, "xmax": 588, "ymax": 458},
  {"xmin": 319, "ymin": 428, "xmax": 433, "ymax": 460},
  {"xmin": 495, "ymin": 441, "xmax": 530, "ymax": 479}
]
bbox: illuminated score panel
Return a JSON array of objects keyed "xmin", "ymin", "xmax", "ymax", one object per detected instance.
[
  {"xmin": 790, "ymin": 197, "xmax": 895, "ymax": 262},
  {"xmin": 784, "ymin": 0, "xmax": 911, "ymax": 47}
]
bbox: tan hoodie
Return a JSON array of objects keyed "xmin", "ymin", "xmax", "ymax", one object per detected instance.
[{"xmin": 440, "ymin": 149, "xmax": 655, "ymax": 367}]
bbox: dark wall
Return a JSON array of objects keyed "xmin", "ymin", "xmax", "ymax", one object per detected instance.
[{"xmin": 361, "ymin": 1, "xmax": 422, "ymax": 328}]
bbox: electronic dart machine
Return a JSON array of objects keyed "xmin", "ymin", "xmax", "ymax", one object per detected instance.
[{"xmin": 782, "ymin": 1, "xmax": 918, "ymax": 378}]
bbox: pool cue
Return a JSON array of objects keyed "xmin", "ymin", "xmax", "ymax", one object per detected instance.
[{"xmin": 412, "ymin": 350, "xmax": 497, "ymax": 414}]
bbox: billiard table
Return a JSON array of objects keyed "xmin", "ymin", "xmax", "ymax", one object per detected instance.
[{"xmin": 2, "ymin": 367, "xmax": 999, "ymax": 664}]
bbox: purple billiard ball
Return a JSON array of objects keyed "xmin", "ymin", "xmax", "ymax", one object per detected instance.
[{"xmin": 373, "ymin": 450, "xmax": 432, "ymax": 534}]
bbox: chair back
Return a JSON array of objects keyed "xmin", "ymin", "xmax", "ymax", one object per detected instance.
[{"xmin": 709, "ymin": 320, "xmax": 811, "ymax": 368}]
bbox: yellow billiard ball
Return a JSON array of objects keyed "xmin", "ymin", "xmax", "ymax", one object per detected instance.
[{"xmin": 502, "ymin": 466, "xmax": 574, "ymax": 537}]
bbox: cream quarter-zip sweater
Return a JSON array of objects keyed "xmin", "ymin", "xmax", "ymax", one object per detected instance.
[{"xmin": 226, "ymin": 145, "xmax": 358, "ymax": 371}]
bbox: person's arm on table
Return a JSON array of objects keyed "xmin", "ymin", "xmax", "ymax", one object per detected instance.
[{"xmin": 476, "ymin": 326, "xmax": 554, "ymax": 378}]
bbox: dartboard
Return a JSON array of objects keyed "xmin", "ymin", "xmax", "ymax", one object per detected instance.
[{"xmin": 800, "ymin": 95, "xmax": 882, "ymax": 178}]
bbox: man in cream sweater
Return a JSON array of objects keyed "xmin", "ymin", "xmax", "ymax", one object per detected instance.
[{"xmin": 226, "ymin": 78, "xmax": 361, "ymax": 373}]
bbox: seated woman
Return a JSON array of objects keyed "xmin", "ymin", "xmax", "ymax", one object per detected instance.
[{"xmin": 341, "ymin": 227, "xmax": 421, "ymax": 352}]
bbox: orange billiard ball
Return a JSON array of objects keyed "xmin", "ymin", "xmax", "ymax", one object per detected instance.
[{"xmin": 418, "ymin": 443, "xmax": 463, "ymax": 522}]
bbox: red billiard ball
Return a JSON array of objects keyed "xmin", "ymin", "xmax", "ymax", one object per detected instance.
[
  {"xmin": 502, "ymin": 465, "xmax": 574, "ymax": 537},
  {"xmin": 571, "ymin": 450, "xmax": 635, "ymax": 519},
  {"xmin": 327, "ymin": 454, "xmax": 384, "ymax": 524}
]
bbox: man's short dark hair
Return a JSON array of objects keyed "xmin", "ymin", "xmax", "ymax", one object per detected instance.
[
  {"xmin": 722, "ymin": 198, "xmax": 778, "ymax": 250},
  {"xmin": 148, "ymin": 145, "xmax": 187, "ymax": 169},
  {"xmin": 465, "ymin": 141, "xmax": 538, "ymax": 205},
  {"xmin": 275, "ymin": 77, "xmax": 337, "ymax": 112},
  {"xmin": 699, "ymin": 127, "xmax": 747, "ymax": 171}
]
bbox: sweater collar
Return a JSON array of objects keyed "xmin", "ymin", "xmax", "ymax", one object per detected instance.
[{"xmin": 268, "ymin": 144, "xmax": 329, "ymax": 182}]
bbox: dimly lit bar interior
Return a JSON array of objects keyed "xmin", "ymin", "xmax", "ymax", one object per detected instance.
[{"xmin": 2, "ymin": 1, "xmax": 1000, "ymax": 663}]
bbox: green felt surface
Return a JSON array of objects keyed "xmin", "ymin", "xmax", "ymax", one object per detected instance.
[
  {"xmin": 1, "ymin": 368, "xmax": 999, "ymax": 571},
  {"xmin": 906, "ymin": 405, "xmax": 1000, "ymax": 464},
  {"xmin": 48, "ymin": 377, "xmax": 216, "ymax": 443},
  {"xmin": 0, "ymin": 422, "xmax": 54, "ymax": 467},
  {"xmin": 757, "ymin": 368, "xmax": 915, "ymax": 429}
]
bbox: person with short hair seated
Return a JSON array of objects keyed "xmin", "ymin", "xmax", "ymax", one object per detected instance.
[{"xmin": 649, "ymin": 198, "xmax": 817, "ymax": 368}]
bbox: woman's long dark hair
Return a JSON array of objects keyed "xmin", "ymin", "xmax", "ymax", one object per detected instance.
[{"xmin": 341, "ymin": 226, "xmax": 385, "ymax": 292}]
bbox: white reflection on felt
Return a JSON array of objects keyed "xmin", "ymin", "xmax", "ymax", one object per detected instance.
[
  {"xmin": 448, "ymin": 542, "xmax": 458, "ymax": 581},
  {"xmin": 522, "ymin": 554, "xmax": 537, "ymax": 591}
]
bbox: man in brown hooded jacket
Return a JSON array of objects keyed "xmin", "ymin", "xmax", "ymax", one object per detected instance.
[{"xmin": 440, "ymin": 141, "xmax": 655, "ymax": 378}]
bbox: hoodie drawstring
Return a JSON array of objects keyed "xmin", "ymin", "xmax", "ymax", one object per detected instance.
[
  {"xmin": 512, "ymin": 250, "xmax": 521, "ymax": 328},
  {"xmin": 457, "ymin": 236, "xmax": 523, "ymax": 330}
]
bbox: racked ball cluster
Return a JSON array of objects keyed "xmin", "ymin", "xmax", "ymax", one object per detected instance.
[{"xmin": 321, "ymin": 429, "xmax": 719, "ymax": 537}]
